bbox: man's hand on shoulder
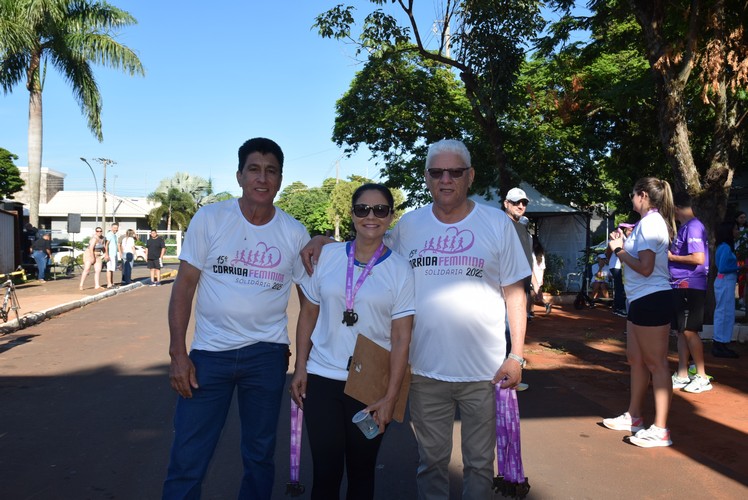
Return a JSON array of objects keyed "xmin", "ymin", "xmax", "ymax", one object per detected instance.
[{"xmin": 300, "ymin": 235, "xmax": 334, "ymax": 275}]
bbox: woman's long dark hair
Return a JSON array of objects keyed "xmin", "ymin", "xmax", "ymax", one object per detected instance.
[
  {"xmin": 532, "ymin": 236, "xmax": 544, "ymax": 264},
  {"xmin": 716, "ymin": 221, "xmax": 736, "ymax": 247}
]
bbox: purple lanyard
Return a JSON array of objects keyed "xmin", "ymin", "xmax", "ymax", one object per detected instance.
[
  {"xmin": 286, "ymin": 399, "xmax": 305, "ymax": 495},
  {"xmin": 495, "ymin": 385, "xmax": 525, "ymax": 484},
  {"xmin": 345, "ymin": 241, "xmax": 385, "ymax": 311}
]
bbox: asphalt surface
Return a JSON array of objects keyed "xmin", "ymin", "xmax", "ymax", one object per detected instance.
[{"xmin": 1, "ymin": 263, "xmax": 747, "ymax": 499}]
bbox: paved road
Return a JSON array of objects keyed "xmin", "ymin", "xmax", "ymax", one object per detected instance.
[{"xmin": 1, "ymin": 272, "xmax": 746, "ymax": 499}]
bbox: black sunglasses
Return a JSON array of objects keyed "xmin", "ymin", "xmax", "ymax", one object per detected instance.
[
  {"xmin": 508, "ymin": 199, "xmax": 528, "ymax": 207},
  {"xmin": 427, "ymin": 167, "xmax": 470, "ymax": 179},
  {"xmin": 352, "ymin": 204, "xmax": 392, "ymax": 218}
]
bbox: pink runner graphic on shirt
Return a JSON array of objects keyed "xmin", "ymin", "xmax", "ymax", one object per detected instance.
[
  {"xmin": 231, "ymin": 242, "xmax": 281, "ymax": 269},
  {"xmin": 418, "ymin": 227, "xmax": 475, "ymax": 256},
  {"xmin": 212, "ymin": 242, "xmax": 286, "ymax": 287}
]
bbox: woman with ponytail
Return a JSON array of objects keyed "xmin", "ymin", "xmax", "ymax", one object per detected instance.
[{"xmin": 603, "ymin": 177, "xmax": 676, "ymax": 448}]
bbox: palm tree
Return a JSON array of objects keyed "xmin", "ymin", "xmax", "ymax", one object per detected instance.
[
  {"xmin": 153, "ymin": 172, "xmax": 232, "ymax": 209},
  {"xmin": 147, "ymin": 188, "xmax": 194, "ymax": 232},
  {"xmin": 0, "ymin": 0, "xmax": 144, "ymax": 226},
  {"xmin": 147, "ymin": 172, "xmax": 234, "ymax": 230}
]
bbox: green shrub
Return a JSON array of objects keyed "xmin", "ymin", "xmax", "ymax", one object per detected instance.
[{"xmin": 543, "ymin": 253, "xmax": 565, "ymax": 295}]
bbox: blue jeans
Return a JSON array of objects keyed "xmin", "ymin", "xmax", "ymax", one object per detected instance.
[
  {"xmin": 32, "ymin": 250, "xmax": 48, "ymax": 280},
  {"xmin": 122, "ymin": 252, "xmax": 133, "ymax": 284},
  {"xmin": 163, "ymin": 342, "xmax": 289, "ymax": 500},
  {"xmin": 714, "ymin": 273, "xmax": 736, "ymax": 343},
  {"xmin": 611, "ymin": 268, "xmax": 626, "ymax": 311}
]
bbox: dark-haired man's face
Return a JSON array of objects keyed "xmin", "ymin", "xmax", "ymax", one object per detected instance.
[{"xmin": 237, "ymin": 152, "xmax": 282, "ymax": 206}]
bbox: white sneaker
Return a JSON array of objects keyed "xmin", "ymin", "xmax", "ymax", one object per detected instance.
[
  {"xmin": 671, "ymin": 372, "xmax": 692, "ymax": 389},
  {"xmin": 683, "ymin": 374, "xmax": 713, "ymax": 393},
  {"xmin": 602, "ymin": 412, "xmax": 644, "ymax": 433},
  {"xmin": 629, "ymin": 425, "xmax": 672, "ymax": 448}
]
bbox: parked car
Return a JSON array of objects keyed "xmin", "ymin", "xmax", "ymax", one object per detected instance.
[
  {"xmin": 133, "ymin": 246, "xmax": 147, "ymax": 261},
  {"xmin": 50, "ymin": 245, "xmax": 84, "ymax": 265}
]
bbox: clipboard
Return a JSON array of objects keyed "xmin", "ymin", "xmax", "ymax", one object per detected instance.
[{"xmin": 344, "ymin": 334, "xmax": 411, "ymax": 422}]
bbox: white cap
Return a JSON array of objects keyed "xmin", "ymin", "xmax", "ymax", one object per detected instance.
[{"xmin": 506, "ymin": 187, "xmax": 529, "ymax": 203}]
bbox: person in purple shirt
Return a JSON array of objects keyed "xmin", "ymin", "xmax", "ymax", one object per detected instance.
[{"xmin": 668, "ymin": 192, "xmax": 711, "ymax": 393}]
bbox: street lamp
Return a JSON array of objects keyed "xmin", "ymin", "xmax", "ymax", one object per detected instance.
[{"xmin": 79, "ymin": 157, "xmax": 99, "ymax": 227}]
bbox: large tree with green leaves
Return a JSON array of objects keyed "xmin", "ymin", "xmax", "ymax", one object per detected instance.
[
  {"xmin": 0, "ymin": 147, "xmax": 24, "ymax": 199},
  {"xmin": 0, "ymin": 0, "xmax": 145, "ymax": 227},
  {"xmin": 523, "ymin": 8, "xmax": 671, "ymax": 214},
  {"xmin": 315, "ymin": 0, "xmax": 557, "ymax": 202},
  {"xmin": 628, "ymin": 0, "xmax": 747, "ymax": 221},
  {"xmin": 545, "ymin": 0, "xmax": 747, "ymax": 224},
  {"xmin": 331, "ymin": 48, "xmax": 478, "ymax": 207},
  {"xmin": 276, "ymin": 181, "xmax": 334, "ymax": 236}
]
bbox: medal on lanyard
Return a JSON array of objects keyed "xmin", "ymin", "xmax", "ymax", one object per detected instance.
[{"xmin": 343, "ymin": 241, "xmax": 385, "ymax": 326}]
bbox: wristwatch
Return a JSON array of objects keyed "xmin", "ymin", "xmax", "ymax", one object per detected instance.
[
  {"xmin": 613, "ymin": 247, "xmax": 623, "ymax": 255},
  {"xmin": 508, "ymin": 353, "xmax": 526, "ymax": 368}
]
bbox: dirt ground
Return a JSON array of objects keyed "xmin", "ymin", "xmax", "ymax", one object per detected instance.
[{"xmin": 524, "ymin": 298, "xmax": 748, "ymax": 481}]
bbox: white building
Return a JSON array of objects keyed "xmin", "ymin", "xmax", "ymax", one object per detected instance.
[{"xmin": 14, "ymin": 167, "xmax": 158, "ymax": 241}]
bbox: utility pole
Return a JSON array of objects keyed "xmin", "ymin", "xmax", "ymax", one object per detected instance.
[
  {"xmin": 93, "ymin": 158, "xmax": 116, "ymax": 228},
  {"xmin": 433, "ymin": 18, "xmax": 451, "ymax": 58},
  {"xmin": 334, "ymin": 159, "xmax": 340, "ymax": 241}
]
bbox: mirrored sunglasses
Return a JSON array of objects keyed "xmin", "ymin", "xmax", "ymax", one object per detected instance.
[
  {"xmin": 427, "ymin": 167, "xmax": 470, "ymax": 179},
  {"xmin": 352, "ymin": 204, "xmax": 392, "ymax": 218}
]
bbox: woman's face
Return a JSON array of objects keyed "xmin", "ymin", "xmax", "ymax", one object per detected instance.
[
  {"xmin": 630, "ymin": 188, "xmax": 649, "ymax": 215},
  {"xmin": 737, "ymin": 213, "xmax": 746, "ymax": 227},
  {"xmin": 351, "ymin": 189, "xmax": 393, "ymax": 241}
]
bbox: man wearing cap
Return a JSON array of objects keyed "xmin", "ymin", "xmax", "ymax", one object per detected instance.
[{"xmin": 504, "ymin": 187, "xmax": 533, "ymax": 318}]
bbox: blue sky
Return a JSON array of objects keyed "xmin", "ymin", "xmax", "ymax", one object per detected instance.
[{"xmin": 1, "ymin": 1, "xmax": 416, "ymax": 198}]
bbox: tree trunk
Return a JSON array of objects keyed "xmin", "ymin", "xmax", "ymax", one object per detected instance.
[
  {"xmin": 459, "ymin": 71, "xmax": 512, "ymax": 195},
  {"xmin": 27, "ymin": 88, "xmax": 43, "ymax": 228},
  {"xmin": 656, "ymin": 76, "xmax": 701, "ymax": 193}
]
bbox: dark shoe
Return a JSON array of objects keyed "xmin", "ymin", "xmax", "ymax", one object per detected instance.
[
  {"xmin": 545, "ymin": 303, "xmax": 552, "ymax": 315},
  {"xmin": 712, "ymin": 341, "xmax": 739, "ymax": 358}
]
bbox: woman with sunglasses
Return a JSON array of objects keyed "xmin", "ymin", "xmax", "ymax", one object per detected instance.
[
  {"xmin": 291, "ymin": 183, "xmax": 415, "ymax": 499},
  {"xmin": 79, "ymin": 227, "xmax": 105, "ymax": 290},
  {"xmin": 603, "ymin": 177, "xmax": 676, "ymax": 447}
]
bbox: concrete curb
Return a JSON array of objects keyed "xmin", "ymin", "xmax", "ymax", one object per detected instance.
[
  {"xmin": 0, "ymin": 282, "xmax": 142, "ymax": 335},
  {"xmin": 0, "ymin": 269, "xmax": 177, "ymax": 335}
]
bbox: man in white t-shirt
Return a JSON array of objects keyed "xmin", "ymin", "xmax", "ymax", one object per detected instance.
[
  {"xmin": 301, "ymin": 140, "xmax": 530, "ymax": 499},
  {"xmin": 391, "ymin": 140, "xmax": 529, "ymax": 499},
  {"xmin": 163, "ymin": 138, "xmax": 310, "ymax": 499}
]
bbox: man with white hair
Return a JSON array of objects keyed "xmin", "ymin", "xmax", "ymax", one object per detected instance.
[{"xmin": 302, "ymin": 138, "xmax": 531, "ymax": 498}]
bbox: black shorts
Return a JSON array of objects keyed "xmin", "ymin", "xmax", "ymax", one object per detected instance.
[
  {"xmin": 146, "ymin": 258, "xmax": 162, "ymax": 270},
  {"xmin": 671, "ymin": 288, "xmax": 706, "ymax": 332},
  {"xmin": 628, "ymin": 290, "xmax": 674, "ymax": 327}
]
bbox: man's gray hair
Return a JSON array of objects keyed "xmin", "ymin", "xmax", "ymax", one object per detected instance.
[{"xmin": 425, "ymin": 139, "xmax": 471, "ymax": 170}]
